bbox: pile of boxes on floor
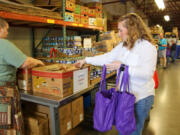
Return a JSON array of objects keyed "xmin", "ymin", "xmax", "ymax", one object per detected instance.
[
  {"xmin": 23, "ymin": 96, "xmax": 84, "ymax": 135},
  {"xmin": 33, "ymin": 0, "xmax": 104, "ymax": 27},
  {"xmin": 17, "ymin": 64, "xmax": 89, "ymax": 135}
]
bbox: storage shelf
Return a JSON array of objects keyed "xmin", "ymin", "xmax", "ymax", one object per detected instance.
[{"xmin": 0, "ymin": 11, "xmax": 103, "ymax": 31}]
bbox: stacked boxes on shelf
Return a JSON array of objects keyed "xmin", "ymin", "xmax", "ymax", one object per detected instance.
[
  {"xmin": 85, "ymin": 2, "xmax": 102, "ymax": 18},
  {"xmin": 34, "ymin": 0, "xmax": 103, "ymax": 28},
  {"xmin": 86, "ymin": 2, "xmax": 103, "ymax": 26},
  {"xmin": 94, "ymin": 31, "xmax": 119, "ymax": 52}
]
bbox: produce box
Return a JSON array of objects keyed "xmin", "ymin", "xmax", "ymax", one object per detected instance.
[
  {"xmin": 32, "ymin": 64, "xmax": 75, "ymax": 98},
  {"xmin": 89, "ymin": 17, "xmax": 96, "ymax": 26},
  {"xmin": 59, "ymin": 103, "xmax": 72, "ymax": 135},
  {"xmin": 81, "ymin": 15, "xmax": 89, "ymax": 25},
  {"xmin": 74, "ymin": 14, "xmax": 81, "ymax": 24},
  {"xmin": 72, "ymin": 96, "xmax": 84, "ymax": 128}
]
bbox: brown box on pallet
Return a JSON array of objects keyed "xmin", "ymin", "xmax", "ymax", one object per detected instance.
[
  {"xmin": 17, "ymin": 69, "xmax": 32, "ymax": 91},
  {"xmin": 24, "ymin": 115, "xmax": 49, "ymax": 135},
  {"xmin": 59, "ymin": 103, "xmax": 72, "ymax": 135},
  {"xmin": 32, "ymin": 64, "xmax": 75, "ymax": 98},
  {"xmin": 94, "ymin": 40, "xmax": 114, "ymax": 52},
  {"xmin": 72, "ymin": 96, "xmax": 84, "ymax": 128}
]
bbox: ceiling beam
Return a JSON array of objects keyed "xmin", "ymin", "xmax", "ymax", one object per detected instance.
[{"xmin": 102, "ymin": 0, "xmax": 123, "ymax": 5}]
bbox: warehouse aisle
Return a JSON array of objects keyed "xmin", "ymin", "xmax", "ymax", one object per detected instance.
[
  {"xmin": 143, "ymin": 60, "xmax": 180, "ymax": 135},
  {"xmin": 69, "ymin": 60, "xmax": 180, "ymax": 135}
]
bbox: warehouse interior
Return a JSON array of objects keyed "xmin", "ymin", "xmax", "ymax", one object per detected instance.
[{"xmin": 0, "ymin": 0, "xmax": 180, "ymax": 135}]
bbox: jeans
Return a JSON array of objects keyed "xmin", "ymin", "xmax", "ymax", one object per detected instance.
[
  {"xmin": 118, "ymin": 95, "xmax": 154, "ymax": 135},
  {"xmin": 171, "ymin": 50, "xmax": 176, "ymax": 61}
]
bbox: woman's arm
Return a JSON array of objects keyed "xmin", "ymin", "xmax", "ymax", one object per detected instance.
[{"xmin": 20, "ymin": 57, "xmax": 44, "ymax": 69}]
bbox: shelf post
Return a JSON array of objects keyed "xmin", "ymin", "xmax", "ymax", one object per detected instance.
[
  {"xmin": 31, "ymin": 28, "xmax": 35, "ymax": 57},
  {"xmin": 63, "ymin": 0, "xmax": 67, "ymax": 48}
]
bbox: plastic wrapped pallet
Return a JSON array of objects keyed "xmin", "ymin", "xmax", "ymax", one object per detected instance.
[{"xmin": 94, "ymin": 40, "xmax": 114, "ymax": 52}]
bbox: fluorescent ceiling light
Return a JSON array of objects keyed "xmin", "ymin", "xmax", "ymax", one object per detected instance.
[
  {"xmin": 164, "ymin": 15, "xmax": 170, "ymax": 21},
  {"xmin": 155, "ymin": 0, "xmax": 165, "ymax": 10}
]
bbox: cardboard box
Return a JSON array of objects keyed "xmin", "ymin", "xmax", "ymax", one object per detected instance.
[
  {"xmin": 96, "ymin": 11, "xmax": 102, "ymax": 18},
  {"xmin": 66, "ymin": 0, "xmax": 75, "ymax": 12},
  {"xmin": 89, "ymin": 18, "xmax": 96, "ymax": 26},
  {"xmin": 75, "ymin": 4, "xmax": 81, "ymax": 14},
  {"xmin": 72, "ymin": 96, "xmax": 84, "ymax": 128},
  {"xmin": 96, "ymin": 18, "xmax": 104, "ymax": 27},
  {"xmin": 80, "ymin": 6, "xmax": 89, "ymax": 15},
  {"xmin": 94, "ymin": 40, "xmax": 114, "ymax": 52},
  {"xmin": 32, "ymin": 64, "xmax": 75, "ymax": 98},
  {"xmin": 83, "ymin": 38, "xmax": 92, "ymax": 48},
  {"xmin": 81, "ymin": 15, "xmax": 89, "ymax": 25},
  {"xmin": 65, "ymin": 12, "xmax": 74, "ymax": 22},
  {"xmin": 85, "ymin": 2, "xmax": 102, "ymax": 9},
  {"xmin": 17, "ymin": 69, "xmax": 32, "ymax": 91},
  {"xmin": 88, "ymin": 9, "xmax": 96, "ymax": 17},
  {"xmin": 73, "ymin": 67, "xmax": 89, "ymax": 93},
  {"xmin": 74, "ymin": 14, "xmax": 81, "ymax": 24},
  {"xmin": 24, "ymin": 115, "xmax": 49, "ymax": 135},
  {"xmin": 59, "ymin": 103, "xmax": 72, "ymax": 135},
  {"xmin": 99, "ymin": 31, "xmax": 115, "ymax": 40}
]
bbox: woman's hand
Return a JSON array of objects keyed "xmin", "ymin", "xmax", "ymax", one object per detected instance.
[
  {"xmin": 74, "ymin": 59, "xmax": 86, "ymax": 68},
  {"xmin": 21, "ymin": 57, "xmax": 45, "ymax": 69},
  {"xmin": 106, "ymin": 61, "xmax": 122, "ymax": 71}
]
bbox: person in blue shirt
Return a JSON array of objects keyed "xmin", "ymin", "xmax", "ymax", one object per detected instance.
[{"xmin": 158, "ymin": 33, "xmax": 167, "ymax": 69}]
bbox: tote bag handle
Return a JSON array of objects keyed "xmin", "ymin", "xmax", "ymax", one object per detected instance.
[
  {"xmin": 99, "ymin": 65, "xmax": 124, "ymax": 92},
  {"xmin": 119, "ymin": 66, "xmax": 130, "ymax": 93}
]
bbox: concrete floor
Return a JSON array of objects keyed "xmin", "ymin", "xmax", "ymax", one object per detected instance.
[{"xmin": 68, "ymin": 60, "xmax": 180, "ymax": 135}]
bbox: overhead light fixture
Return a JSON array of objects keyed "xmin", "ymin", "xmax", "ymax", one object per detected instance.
[
  {"xmin": 164, "ymin": 15, "xmax": 170, "ymax": 21},
  {"xmin": 155, "ymin": 0, "xmax": 165, "ymax": 10}
]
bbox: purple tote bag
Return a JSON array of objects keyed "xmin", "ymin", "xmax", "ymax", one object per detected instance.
[
  {"xmin": 115, "ymin": 66, "xmax": 136, "ymax": 135},
  {"xmin": 93, "ymin": 65, "xmax": 122, "ymax": 132}
]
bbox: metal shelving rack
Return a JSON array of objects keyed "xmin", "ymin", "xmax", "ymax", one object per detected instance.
[{"xmin": 0, "ymin": 1, "xmax": 104, "ymax": 135}]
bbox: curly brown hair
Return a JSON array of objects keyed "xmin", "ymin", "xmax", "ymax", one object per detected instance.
[
  {"xmin": 118, "ymin": 13, "xmax": 154, "ymax": 49},
  {"xmin": 0, "ymin": 18, "xmax": 8, "ymax": 29}
]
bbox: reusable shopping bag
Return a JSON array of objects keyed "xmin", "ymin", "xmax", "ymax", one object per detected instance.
[
  {"xmin": 115, "ymin": 66, "xmax": 136, "ymax": 135},
  {"xmin": 93, "ymin": 65, "xmax": 122, "ymax": 132}
]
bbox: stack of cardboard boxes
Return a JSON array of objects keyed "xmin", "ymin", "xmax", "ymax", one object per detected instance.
[
  {"xmin": 23, "ymin": 96, "xmax": 84, "ymax": 135},
  {"xmin": 94, "ymin": 31, "xmax": 121, "ymax": 52},
  {"xmin": 33, "ymin": 0, "xmax": 103, "ymax": 27}
]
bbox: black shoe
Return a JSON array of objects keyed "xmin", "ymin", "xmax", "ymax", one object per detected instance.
[{"xmin": 163, "ymin": 66, "xmax": 167, "ymax": 69}]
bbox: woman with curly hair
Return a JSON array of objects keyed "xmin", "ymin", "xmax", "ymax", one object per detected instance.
[{"xmin": 75, "ymin": 13, "xmax": 157, "ymax": 135}]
